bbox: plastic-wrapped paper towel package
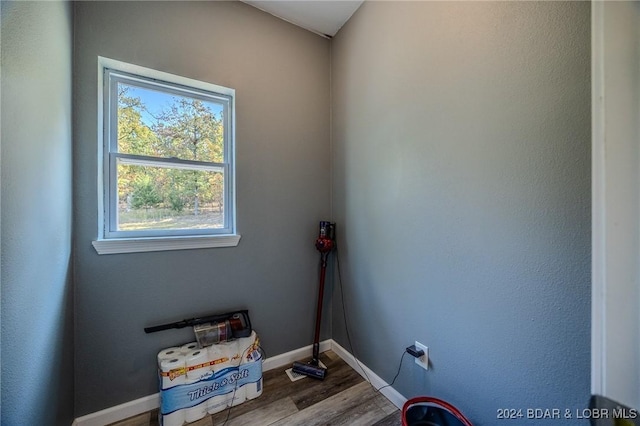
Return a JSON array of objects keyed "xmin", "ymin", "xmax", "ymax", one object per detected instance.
[{"xmin": 157, "ymin": 331, "xmax": 263, "ymax": 426}]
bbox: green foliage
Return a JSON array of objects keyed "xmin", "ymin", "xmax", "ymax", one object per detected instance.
[
  {"xmin": 131, "ymin": 176, "xmax": 162, "ymax": 210},
  {"xmin": 117, "ymin": 87, "xmax": 158, "ymax": 156},
  {"xmin": 116, "ymin": 84, "xmax": 225, "ymax": 221},
  {"xmin": 168, "ymin": 191, "xmax": 186, "ymax": 213},
  {"xmin": 154, "ymin": 98, "xmax": 224, "ymax": 163}
]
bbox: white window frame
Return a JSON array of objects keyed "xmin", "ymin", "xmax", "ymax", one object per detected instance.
[{"xmin": 93, "ymin": 57, "xmax": 240, "ymax": 254}]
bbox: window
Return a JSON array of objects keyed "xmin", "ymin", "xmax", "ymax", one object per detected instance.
[{"xmin": 93, "ymin": 58, "xmax": 239, "ymax": 254}]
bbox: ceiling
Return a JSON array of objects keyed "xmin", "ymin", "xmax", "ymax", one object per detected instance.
[{"xmin": 241, "ymin": 0, "xmax": 364, "ymax": 38}]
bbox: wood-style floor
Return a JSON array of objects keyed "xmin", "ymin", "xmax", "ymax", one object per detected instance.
[{"xmin": 109, "ymin": 350, "xmax": 402, "ymax": 426}]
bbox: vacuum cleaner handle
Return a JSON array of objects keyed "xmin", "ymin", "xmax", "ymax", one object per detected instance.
[{"xmin": 144, "ymin": 309, "xmax": 251, "ymax": 335}]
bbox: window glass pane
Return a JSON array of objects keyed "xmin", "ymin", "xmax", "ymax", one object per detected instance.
[
  {"xmin": 116, "ymin": 161, "xmax": 225, "ymax": 232},
  {"xmin": 101, "ymin": 63, "xmax": 235, "ymax": 242},
  {"xmin": 117, "ymin": 82, "xmax": 225, "ymax": 163}
]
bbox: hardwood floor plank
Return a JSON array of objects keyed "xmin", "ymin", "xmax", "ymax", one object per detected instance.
[
  {"xmin": 324, "ymin": 350, "xmax": 342, "ymax": 362},
  {"xmin": 107, "ymin": 411, "xmax": 151, "ymax": 426},
  {"xmin": 371, "ymin": 411, "xmax": 403, "ymax": 426},
  {"xmin": 211, "ymin": 352, "xmax": 341, "ymax": 423},
  {"xmin": 269, "ymin": 381, "xmax": 384, "ymax": 426},
  {"xmin": 221, "ymin": 397, "xmax": 299, "ymax": 426},
  {"xmin": 184, "ymin": 416, "xmax": 213, "ymax": 426},
  {"xmin": 289, "ymin": 356, "xmax": 365, "ymax": 411},
  {"xmin": 324, "ymin": 397, "xmax": 391, "ymax": 426},
  {"xmin": 372, "ymin": 391, "xmax": 400, "ymax": 415},
  {"xmin": 108, "ymin": 351, "xmax": 400, "ymax": 426}
]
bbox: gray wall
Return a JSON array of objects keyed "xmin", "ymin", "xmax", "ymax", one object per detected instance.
[
  {"xmin": 73, "ymin": 1, "xmax": 330, "ymax": 415},
  {"xmin": 330, "ymin": 2, "xmax": 591, "ymax": 425},
  {"xmin": 2, "ymin": 1, "xmax": 592, "ymax": 421},
  {"xmin": 593, "ymin": 0, "xmax": 640, "ymax": 408},
  {"xmin": 1, "ymin": 1, "xmax": 75, "ymax": 425}
]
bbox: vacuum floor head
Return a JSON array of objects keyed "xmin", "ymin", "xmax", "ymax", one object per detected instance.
[{"xmin": 292, "ymin": 361, "xmax": 326, "ymax": 380}]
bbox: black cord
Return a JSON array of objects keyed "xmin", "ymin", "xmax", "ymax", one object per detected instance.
[
  {"xmin": 335, "ymin": 244, "xmax": 373, "ymax": 386},
  {"xmin": 258, "ymin": 344, "xmax": 267, "ymax": 360},
  {"xmin": 220, "ymin": 386, "xmax": 234, "ymax": 426},
  {"xmin": 335, "ymin": 244, "xmax": 406, "ymax": 394},
  {"xmin": 375, "ymin": 351, "xmax": 407, "ymax": 392},
  {"xmin": 220, "ymin": 342, "xmax": 259, "ymax": 426}
]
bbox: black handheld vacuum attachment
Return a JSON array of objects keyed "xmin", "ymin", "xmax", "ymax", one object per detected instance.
[
  {"xmin": 144, "ymin": 310, "xmax": 252, "ymax": 346},
  {"xmin": 292, "ymin": 221, "xmax": 335, "ymax": 380}
]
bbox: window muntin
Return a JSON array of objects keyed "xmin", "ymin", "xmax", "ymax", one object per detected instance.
[{"xmin": 103, "ymin": 68, "xmax": 235, "ymax": 239}]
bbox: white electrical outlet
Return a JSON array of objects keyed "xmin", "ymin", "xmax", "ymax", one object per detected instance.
[{"xmin": 414, "ymin": 341, "xmax": 429, "ymax": 370}]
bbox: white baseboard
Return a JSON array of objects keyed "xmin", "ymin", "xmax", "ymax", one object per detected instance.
[
  {"xmin": 72, "ymin": 393, "xmax": 160, "ymax": 426},
  {"xmin": 262, "ymin": 339, "xmax": 332, "ymax": 371},
  {"xmin": 72, "ymin": 339, "xmax": 403, "ymax": 425},
  {"xmin": 329, "ymin": 339, "xmax": 407, "ymax": 410}
]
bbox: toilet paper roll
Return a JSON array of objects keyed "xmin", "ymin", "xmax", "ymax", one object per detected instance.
[
  {"xmin": 236, "ymin": 331, "xmax": 256, "ymax": 360},
  {"xmin": 157, "ymin": 347, "xmax": 182, "ymax": 367},
  {"xmin": 207, "ymin": 343, "xmax": 228, "ymax": 369},
  {"xmin": 229, "ymin": 386, "xmax": 246, "ymax": 407},
  {"xmin": 184, "ymin": 401, "xmax": 207, "ymax": 423},
  {"xmin": 207, "ymin": 392, "xmax": 232, "ymax": 415},
  {"xmin": 239, "ymin": 331, "xmax": 262, "ymax": 364},
  {"xmin": 186, "ymin": 349, "xmax": 210, "ymax": 381},
  {"xmin": 180, "ymin": 342, "xmax": 199, "ymax": 354},
  {"xmin": 181, "ymin": 376, "xmax": 206, "ymax": 422},
  {"xmin": 160, "ymin": 409, "xmax": 185, "ymax": 426},
  {"xmin": 240, "ymin": 336, "xmax": 263, "ymax": 401},
  {"xmin": 245, "ymin": 377, "xmax": 263, "ymax": 400},
  {"xmin": 219, "ymin": 339, "xmax": 241, "ymax": 367},
  {"xmin": 206, "ymin": 343, "xmax": 235, "ymax": 413},
  {"xmin": 159, "ymin": 356, "xmax": 187, "ymax": 389}
]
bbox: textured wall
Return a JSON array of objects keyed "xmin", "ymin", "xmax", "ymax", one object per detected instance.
[
  {"xmin": 73, "ymin": 1, "xmax": 330, "ymax": 415},
  {"xmin": 593, "ymin": 0, "xmax": 640, "ymax": 409},
  {"xmin": 1, "ymin": 1, "xmax": 75, "ymax": 425},
  {"xmin": 330, "ymin": 2, "xmax": 591, "ymax": 424}
]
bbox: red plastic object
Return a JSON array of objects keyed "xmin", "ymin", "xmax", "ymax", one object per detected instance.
[{"xmin": 402, "ymin": 396, "xmax": 473, "ymax": 426}]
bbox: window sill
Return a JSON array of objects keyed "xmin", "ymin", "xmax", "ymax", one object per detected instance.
[{"xmin": 92, "ymin": 234, "xmax": 241, "ymax": 255}]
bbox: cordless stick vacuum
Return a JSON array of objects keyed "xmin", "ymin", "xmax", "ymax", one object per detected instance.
[{"xmin": 292, "ymin": 221, "xmax": 335, "ymax": 380}]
